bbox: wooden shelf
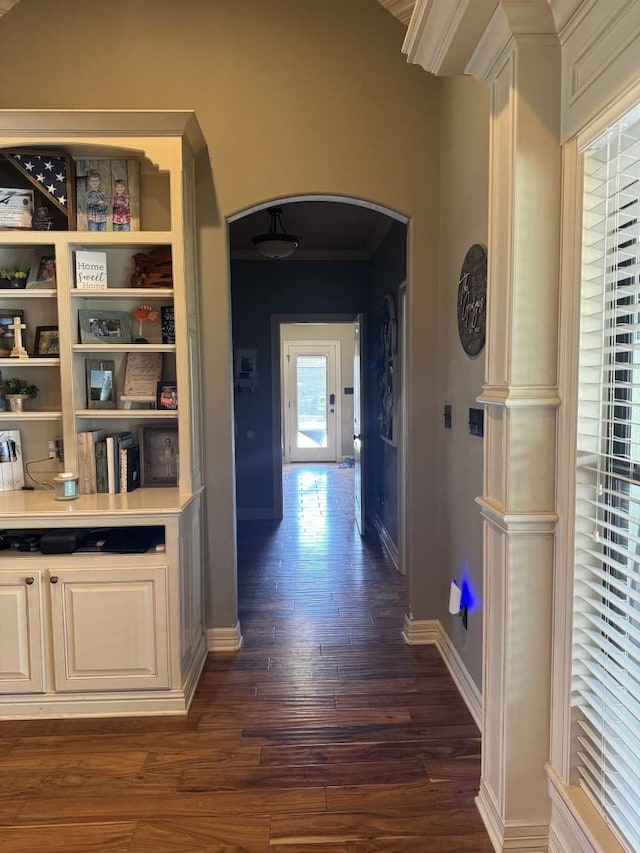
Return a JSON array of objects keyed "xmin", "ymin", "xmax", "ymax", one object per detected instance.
[
  {"xmin": 0, "ymin": 358, "xmax": 59, "ymax": 367},
  {"xmin": 0, "ymin": 411, "xmax": 62, "ymax": 421},
  {"xmin": 0, "ymin": 231, "xmax": 172, "ymax": 246},
  {"xmin": 73, "ymin": 344, "xmax": 176, "ymax": 353},
  {"xmin": 0, "ymin": 290, "xmax": 56, "ymax": 299},
  {"xmin": 71, "ymin": 288, "xmax": 174, "ymax": 298},
  {"xmin": 75, "ymin": 409, "xmax": 178, "ymax": 419}
]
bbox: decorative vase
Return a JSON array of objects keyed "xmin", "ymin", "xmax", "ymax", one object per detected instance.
[{"xmin": 6, "ymin": 394, "xmax": 28, "ymax": 412}]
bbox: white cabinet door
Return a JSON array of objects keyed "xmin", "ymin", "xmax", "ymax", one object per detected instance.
[
  {"xmin": 0, "ymin": 570, "xmax": 43, "ymax": 694},
  {"xmin": 49, "ymin": 565, "xmax": 169, "ymax": 692}
]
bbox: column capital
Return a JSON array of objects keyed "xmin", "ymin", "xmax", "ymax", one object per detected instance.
[
  {"xmin": 467, "ymin": 1, "xmax": 559, "ymax": 83},
  {"xmin": 402, "ymin": 0, "xmax": 561, "ymax": 79}
]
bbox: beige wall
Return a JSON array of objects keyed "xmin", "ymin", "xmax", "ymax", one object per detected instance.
[
  {"xmin": 0, "ymin": 0, "xmax": 441, "ymax": 629},
  {"xmin": 435, "ymin": 76, "xmax": 489, "ymax": 688},
  {"xmin": 280, "ymin": 322, "xmax": 355, "ymax": 460}
]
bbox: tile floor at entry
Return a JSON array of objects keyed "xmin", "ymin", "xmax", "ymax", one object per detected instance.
[{"xmin": 0, "ymin": 462, "xmax": 491, "ymax": 852}]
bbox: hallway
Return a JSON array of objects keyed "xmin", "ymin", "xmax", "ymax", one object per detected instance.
[{"xmin": 0, "ymin": 464, "xmax": 491, "ymax": 851}]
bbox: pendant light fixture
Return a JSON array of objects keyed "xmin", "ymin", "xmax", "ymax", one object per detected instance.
[{"xmin": 252, "ymin": 206, "xmax": 300, "ymax": 259}]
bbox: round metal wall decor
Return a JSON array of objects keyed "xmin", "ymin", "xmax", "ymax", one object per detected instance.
[{"xmin": 457, "ymin": 243, "xmax": 487, "ymax": 357}]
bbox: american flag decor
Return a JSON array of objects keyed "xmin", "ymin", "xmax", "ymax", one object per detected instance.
[{"xmin": 3, "ymin": 150, "xmax": 75, "ymax": 218}]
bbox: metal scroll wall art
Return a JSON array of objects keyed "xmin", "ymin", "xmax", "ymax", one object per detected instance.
[{"xmin": 379, "ymin": 293, "xmax": 397, "ymax": 444}]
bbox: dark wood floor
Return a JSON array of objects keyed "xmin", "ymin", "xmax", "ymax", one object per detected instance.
[{"xmin": 0, "ymin": 463, "xmax": 491, "ymax": 852}]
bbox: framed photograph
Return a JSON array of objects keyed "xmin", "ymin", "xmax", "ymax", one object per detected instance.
[
  {"xmin": 0, "ymin": 150, "xmax": 75, "ymax": 231},
  {"xmin": 157, "ymin": 381, "xmax": 178, "ymax": 410},
  {"xmin": 233, "ymin": 347, "xmax": 258, "ymax": 389},
  {"xmin": 78, "ymin": 309, "xmax": 131, "ymax": 344},
  {"xmin": 85, "ymin": 358, "xmax": 116, "ymax": 409},
  {"xmin": 0, "ymin": 309, "xmax": 24, "ymax": 356},
  {"xmin": 34, "ymin": 326, "xmax": 59, "ymax": 357},
  {"xmin": 140, "ymin": 425, "xmax": 178, "ymax": 486},
  {"xmin": 27, "ymin": 254, "xmax": 56, "ymax": 289},
  {"xmin": 161, "ymin": 306, "xmax": 175, "ymax": 344},
  {"xmin": 0, "ymin": 188, "xmax": 34, "ymax": 230},
  {"xmin": 75, "ymin": 159, "xmax": 140, "ymax": 232}
]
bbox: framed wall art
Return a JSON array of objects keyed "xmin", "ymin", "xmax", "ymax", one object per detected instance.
[
  {"xmin": 75, "ymin": 158, "xmax": 140, "ymax": 232},
  {"xmin": 140, "ymin": 425, "xmax": 178, "ymax": 486},
  {"xmin": 34, "ymin": 326, "xmax": 59, "ymax": 357},
  {"xmin": 78, "ymin": 309, "xmax": 131, "ymax": 344},
  {"xmin": 85, "ymin": 358, "xmax": 116, "ymax": 409},
  {"xmin": 0, "ymin": 309, "xmax": 24, "ymax": 356}
]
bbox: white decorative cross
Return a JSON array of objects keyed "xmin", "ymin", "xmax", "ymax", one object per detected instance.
[{"xmin": 9, "ymin": 316, "xmax": 28, "ymax": 359}]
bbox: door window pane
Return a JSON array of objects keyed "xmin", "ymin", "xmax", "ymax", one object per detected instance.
[{"xmin": 296, "ymin": 355, "xmax": 327, "ymax": 449}]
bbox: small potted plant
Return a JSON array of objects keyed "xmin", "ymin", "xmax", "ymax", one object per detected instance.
[
  {"xmin": 1, "ymin": 377, "xmax": 39, "ymax": 412},
  {"xmin": 0, "ymin": 265, "xmax": 30, "ymax": 290}
]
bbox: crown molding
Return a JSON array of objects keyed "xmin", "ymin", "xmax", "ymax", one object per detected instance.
[
  {"xmin": 549, "ymin": 0, "xmax": 588, "ymax": 38},
  {"xmin": 466, "ymin": 0, "xmax": 559, "ymax": 84},
  {"xmin": 402, "ymin": 0, "xmax": 499, "ymax": 76},
  {"xmin": 0, "ymin": 0, "xmax": 19, "ymax": 14},
  {"xmin": 376, "ymin": 0, "xmax": 416, "ymax": 26}
]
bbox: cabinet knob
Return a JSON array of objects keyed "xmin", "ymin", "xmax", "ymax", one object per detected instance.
[
  {"xmin": 25, "ymin": 576, "xmax": 35, "ymax": 585},
  {"xmin": 50, "ymin": 576, "xmax": 59, "ymax": 584}
]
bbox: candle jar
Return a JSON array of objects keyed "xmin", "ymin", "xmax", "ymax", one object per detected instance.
[{"xmin": 53, "ymin": 472, "xmax": 79, "ymax": 501}]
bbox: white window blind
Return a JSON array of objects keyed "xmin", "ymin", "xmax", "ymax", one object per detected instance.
[{"xmin": 573, "ymin": 104, "xmax": 640, "ymax": 853}]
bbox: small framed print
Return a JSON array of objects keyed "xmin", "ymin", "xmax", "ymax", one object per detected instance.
[
  {"xmin": 140, "ymin": 425, "xmax": 178, "ymax": 486},
  {"xmin": 85, "ymin": 358, "xmax": 116, "ymax": 409},
  {"xmin": 27, "ymin": 254, "xmax": 56, "ymax": 289},
  {"xmin": 0, "ymin": 309, "xmax": 24, "ymax": 356},
  {"xmin": 78, "ymin": 309, "xmax": 131, "ymax": 344},
  {"xmin": 34, "ymin": 326, "xmax": 59, "ymax": 357},
  {"xmin": 157, "ymin": 381, "xmax": 178, "ymax": 410}
]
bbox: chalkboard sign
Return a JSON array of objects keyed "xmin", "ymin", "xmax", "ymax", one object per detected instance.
[{"xmin": 161, "ymin": 306, "xmax": 175, "ymax": 344}]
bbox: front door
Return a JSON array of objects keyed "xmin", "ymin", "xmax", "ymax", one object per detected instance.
[{"xmin": 285, "ymin": 342, "xmax": 339, "ymax": 463}]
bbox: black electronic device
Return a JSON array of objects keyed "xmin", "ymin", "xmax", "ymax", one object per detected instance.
[{"xmin": 40, "ymin": 529, "xmax": 88, "ymax": 554}]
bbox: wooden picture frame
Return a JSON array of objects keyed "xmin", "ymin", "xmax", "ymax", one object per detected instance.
[
  {"xmin": 34, "ymin": 326, "xmax": 59, "ymax": 357},
  {"xmin": 157, "ymin": 381, "xmax": 178, "ymax": 410},
  {"xmin": 140, "ymin": 425, "xmax": 178, "ymax": 486},
  {"xmin": 78, "ymin": 309, "xmax": 131, "ymax": 344},
  {"xmin": 27, "ymin": 254, "xmax": 56, "ymax": 289},
  {"xmin": 75, "ymin": 158, "xmax": 140, "ymax": 232},
  {"xmin": 85, "ymin": 358, "xmax": 116, "ymax": 409},
  {"xmin": 0, "ymin": 150, "xmax": 75, "ymax": 231},
  {"xmin": 0, "ymin": 309, "xmax": 24, "ymax": 356}
]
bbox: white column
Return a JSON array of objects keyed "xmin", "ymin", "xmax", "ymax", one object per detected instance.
[{"xmin": 467, "ymin": 3, "xmax": 561, "ymax": 849}]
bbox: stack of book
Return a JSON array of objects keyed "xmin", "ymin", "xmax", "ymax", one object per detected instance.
[{"xmin": 78, "ymin": 429, "xmax": 140, "ymax": 494}]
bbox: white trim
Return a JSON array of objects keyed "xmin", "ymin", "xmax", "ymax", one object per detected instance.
[
  {"xmin": 547, "ymin": 768, "xmax": 627, "ymax": 853},
  {"xmin": 206, "ymin": 621, "xmax": 243, "ymax": 652},
  {"xmin": 478, "ymin": 384, "xmax": 561, "ymax": 407},
  {"xmin": 376, "ymin": 0, "xmax": 416, "ymax": 26},
  {"xmin": 403, "ymin": 0, "xmax": 499, "ymax": 77},
  {"xmin": 476, "ymin": 780, "xmax": 550, "ymax": 851},
  {"xmin": 402, "ymin": 616, "xmax": 482, "ymax": 729},
  {"xmin": 475, "ymin": 496, "xmax": 558, "ymax": 533},
  {"xmin": 373, "ymin": 516, "xmax": 399, "ymax": 571},
  {"xmin": 228, "ymin": 195, "xmax": 408, "ymax": 225}
]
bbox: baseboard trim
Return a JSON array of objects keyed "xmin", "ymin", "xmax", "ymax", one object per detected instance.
[
  {"xmin": 372, "ymin": 516, "xmax": 399, "ymax": 570},
  {"xmin": 476, "ymin": 780, "xmax": 550, "ymax": 851},
  {"xmin": 402, "ymin": 616, "xmax": 482, "ymax": 729},
  {"xmin": 206, "ymin": 621, "xmax": 243, "ymax": 651}
]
